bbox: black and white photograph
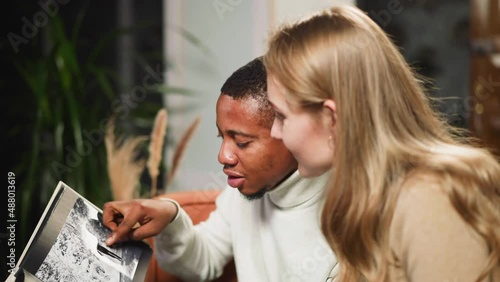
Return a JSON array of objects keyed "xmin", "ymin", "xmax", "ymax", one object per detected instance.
[{"xmin": 34, "ymin": 198, "xmax": 143, "ymax": 282}]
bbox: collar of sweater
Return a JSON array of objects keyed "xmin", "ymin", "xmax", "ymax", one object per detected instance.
[{"xmin": 267, "ymin": 170, "xmax": 330, "ymax": 209}]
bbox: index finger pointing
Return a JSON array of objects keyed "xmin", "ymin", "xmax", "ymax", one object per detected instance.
[{"xmin": 106, "ymin": 213, "xmax": 141, "ymax": 246}]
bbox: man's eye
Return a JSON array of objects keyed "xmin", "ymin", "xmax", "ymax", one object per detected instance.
[{"xmin": 236, "ymin": 142, "xmax": 249, "ymax": 149}]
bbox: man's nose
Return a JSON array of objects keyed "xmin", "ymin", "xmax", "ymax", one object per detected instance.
[{"xmin": 218, "ymin": 141, "xmax": 237, "ymax": 166}]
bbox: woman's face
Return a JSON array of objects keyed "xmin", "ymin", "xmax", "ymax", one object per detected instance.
[{"xmin": 267, "ymin": 74, "xmax": 335, "ymax": 177}]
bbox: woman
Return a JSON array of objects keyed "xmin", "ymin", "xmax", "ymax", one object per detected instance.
[{"xmin": 263, "ymin": 5, "xmax": 500, "ymax": 282}]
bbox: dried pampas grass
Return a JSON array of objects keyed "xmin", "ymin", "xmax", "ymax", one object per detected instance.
[
  {"xmin": 105, "ymin": 118, "xmax": 148, "ymax": 201},
  {"xmin": 166, "ymin": 115, "xmax": 201, "ymax": 188},
  {"xmin": 147, "ymin": 108, "xmax": 168, "ymax": 197},
  {"xmin": 104, "ymin": 108, "xmax": 201, "ymax": 200}
]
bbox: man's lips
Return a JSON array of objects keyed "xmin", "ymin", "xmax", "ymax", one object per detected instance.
[{"xmin": 223, "ymin": 170, "xmax": 245, "ymax": 188}]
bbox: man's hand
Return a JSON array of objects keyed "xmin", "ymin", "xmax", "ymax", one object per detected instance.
[{"xmin": 102, "ymin": 199, "xmax": 178, "ymax": 246}]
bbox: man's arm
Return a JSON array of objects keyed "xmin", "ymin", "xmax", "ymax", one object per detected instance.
[
  {"xmin": 102, "ymin": 198, "xmax": 178, "ymax": 245},
  {"xmin": 102, "ymin": 189, "xmax": 235, "ymax": 282},
  {"xmin": 153, "ymin": 189, "xmax": 234, "ymax": 281}
]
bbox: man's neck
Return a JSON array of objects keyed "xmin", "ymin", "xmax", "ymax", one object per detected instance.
[{"xmin": 269, "ymin": 167, "xmax": 298, "ymax": 192}]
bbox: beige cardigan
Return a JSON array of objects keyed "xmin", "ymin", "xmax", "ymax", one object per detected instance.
[{"xmin": 388, "ymin": 174, "xmax": 500, "ymax": 281}]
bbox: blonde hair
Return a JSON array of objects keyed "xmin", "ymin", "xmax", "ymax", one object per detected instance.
[{"xmin": 264, "ymin": 5, "xmax": 500, "ymax": 281}]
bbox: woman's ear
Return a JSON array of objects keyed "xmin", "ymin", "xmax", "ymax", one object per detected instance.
[
  {"xmin": 323, "ymin": 99, "xmax": 337, "ymax": 128},
  {"xmin": 323, "ymin": 99, "xmax": 337, "ymax": 150}
]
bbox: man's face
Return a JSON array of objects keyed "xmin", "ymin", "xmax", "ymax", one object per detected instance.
[{"xmin": 216, "ymin": 95, "xmax": 297, "ymax": 200}]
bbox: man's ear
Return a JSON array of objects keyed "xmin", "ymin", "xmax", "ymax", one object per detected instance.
[{"xmin": 323, "ymin": 99, "xmax": 337, "ymax": 128}]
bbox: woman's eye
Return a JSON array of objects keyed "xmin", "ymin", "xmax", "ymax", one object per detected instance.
[{"xmin": 275, "ymin": 112, "xmax": 285, "ymax": 121}]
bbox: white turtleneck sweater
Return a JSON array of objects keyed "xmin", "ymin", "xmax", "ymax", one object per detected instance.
[{"xmin": 154, "ymin": 171, "xmax": 337, "ymax": 282}]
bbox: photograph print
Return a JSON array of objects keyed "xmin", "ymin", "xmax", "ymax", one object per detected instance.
[{"xmin": 34, "ymin": 198, "xmax": 144, "ymax": 282}]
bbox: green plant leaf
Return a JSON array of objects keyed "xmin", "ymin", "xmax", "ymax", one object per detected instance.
[
  {"xmin": 153, "ymin": 85, "xmax": 196, "ymax": 96},
  {"xmin": 87, "ymin": 65, "xmax": 116, "ymax": 100},
  {"xmin": 15, "ymin": 61, "xmax": 51, "ymax": 123},
  {"xmin": 71, "ymin": 1, "xmax": 89, "ymax": 46},
  {"xmin": 50, "ymin": 15, "xmax": 67, "ymax": 46}
]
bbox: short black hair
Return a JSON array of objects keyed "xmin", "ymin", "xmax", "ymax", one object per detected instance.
[{"xmin": 220, "ymin": 57, "xmax": 274, "ymax": 128}]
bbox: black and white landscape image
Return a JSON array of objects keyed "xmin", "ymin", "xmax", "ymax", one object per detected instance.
[{"xmin": 34, "ymin": 198, "xmax": 144, "ymax": 281}]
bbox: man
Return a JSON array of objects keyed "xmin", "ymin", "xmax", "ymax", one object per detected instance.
[{"xmin": 102, "ymin": 57, "xmax": 337, "ymax": 281}]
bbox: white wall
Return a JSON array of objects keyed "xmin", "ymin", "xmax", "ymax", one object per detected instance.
[{"xmin": 163, "ymin": 0, "xmax": 355, "ymax": 192}]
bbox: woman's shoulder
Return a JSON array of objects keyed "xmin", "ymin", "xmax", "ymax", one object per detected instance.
[
  {"xmin": 389, "ymin": 160, "xmax": 498, "ymax": 281},
  {"xmin": 394, "ymin": 171, "xmax": 451, "ymax": 222},
  {"xmin": 390, "ymin": 166, "xmax": 490, "ymax": 248},
  {"xmin": 394, "ymin": 164, "xmax": 488, "ymax": 222}
]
